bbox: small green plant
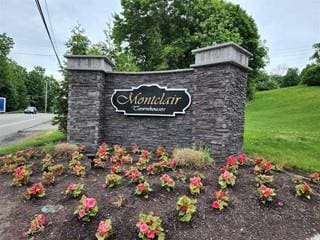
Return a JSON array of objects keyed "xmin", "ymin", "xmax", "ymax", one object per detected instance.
[
  {"xmin": 95, "ymin": 219, "xmax": 112, "ymax": 240},
  {"xmin": 295, "ymin": 183, "xmax": 313, "ymax": 199},
  {"xmin": 74, "ymin": 195, "xmax": 98, "ymax": 222},
  {"xmin": 24, "ymin": 183, "xmax": 46, "ymax": 199},
  {"xmin": 160, "ymin": 174, "xmax": 175, "ymax": 191},
  {"xmin": 211, "ymin": 190, "xmax": 229, "ymax": 211},
  {"xmin": 176, "ymin": 195, "xmax": 197, "ymax": 222},
  {"xmin": 26, "ymin": 214, "xmax": 46, "ymax": 236},
  {"xmin": 255, "ymin": 174, "xmax": 274, "ymax": 186},
  {"xmin": 104, "ymin": 173, "xmax": 122, "ymax": 188},
  {"xmin": 257, "ymin": 184, "xmax": 276, "ymax": 204},
  {"xmin": 11, "ymin": 165, "xmax": 32, "ymax": 186},
  {"xmin": 189, "ymin": 176, "xmax": 203, "ymax": 195},
  {"xmin": 218, "ymin": 170, "xmax": 236, "ymax": 189},
  {"xmin": 65, "ymin": 183, "xmax": 84, "ymax": 198},
  {"xmin": 135, "ymin": 181, "xmax": 152, "ymax": 198},
  {"xmin": 136, "ymin": 212, "xmax": 165, "ymax": 240}
]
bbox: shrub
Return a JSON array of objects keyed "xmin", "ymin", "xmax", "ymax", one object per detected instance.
[
  {"xmin": 160, "ymin": 174, "xmax": 175, "ymax": 191},
  {"xmin": 27, "ymin": 214, "xmax": 46, "ymax": 236},
  {"xmin": 135, "ymin": 181, "xmax": 152, "ymax": 198},
  {"xmin": 218, "ymin": 170, "xmax": 236, "ymax": 189},
  {"xmin": 65, "ymin": 183, "xmax": 84, "ymax": 198},
  {"xmin": 54, "ymin": 143, "xmax": 79, "ymax": 156},
  {"xmin": 257, "ymin": 184, "xmax": 276, "ymax": 203},
  {"xmin": 105, "ymin": 173, "xmax": 122, "ymax": 188},
  {"xmin": 25, "ymin": 183, "xmax": 46, "ymax": 199},
  {"xmin": 211, "ymin": 190, "xmax": 229, "ymax": 211},
  {"xmin": 176, "ymin": 195, "xmax": 197, "ymax": 222},
  {"xmin": 11, "ymin": 165, "xmax": 32, "ymax": 186},
  {"xmin": 96, "ymin": 219, "xmax": 112, "ymax": 240},
  {"xmin": 295, "ymin": 183, "xmax": 313, "ymax": 199},
  {"xmin": 172, "ymin": 147, "xmax": 213, "ymax": 168},
  {"xmin": 74, "ymin": 195, "xmax": 98, "ymax": 222},
  {"xmin": 189, "ymin": 176, "xmax": 203, "ymax": 195},
  {"xmin": 136, "ymin": 212, "xmax": 165, "ymax": 240}
]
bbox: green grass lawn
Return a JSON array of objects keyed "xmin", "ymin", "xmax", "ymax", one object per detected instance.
[
  {"xmin": 0, "ymin": 130, "xmax": 66, "ymax": 155},
  {"xmin": 244, "ymin": 85, "xmax": 320, "ymax": 172}
]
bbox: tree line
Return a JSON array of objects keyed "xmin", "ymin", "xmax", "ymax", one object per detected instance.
[
  {"xmin": 255, "ymin": 43, "xmax": 320, "ymax": 91},
  {"xmin": 0, "ymin": 33, "xmax": 59, "ymax": 112}
]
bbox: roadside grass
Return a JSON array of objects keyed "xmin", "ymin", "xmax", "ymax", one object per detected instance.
[
  {"xmin": 244, "ymin": 85, "xmax": 320, "ymax": 172},
  {"xmin": 0, "ymin": 130, "xmax": 66, "ymax": 155}
]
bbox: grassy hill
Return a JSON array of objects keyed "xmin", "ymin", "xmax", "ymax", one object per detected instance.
[{"xmin": 244, "ymin": 86, "xmax": 320, "ymax": 172}]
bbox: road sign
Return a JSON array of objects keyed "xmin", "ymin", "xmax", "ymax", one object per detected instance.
[{"xmin": 0, "ymin": 97, "xmax": 6, "ymax": 113}]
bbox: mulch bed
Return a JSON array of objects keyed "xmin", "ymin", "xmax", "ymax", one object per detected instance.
[{"xmin": 0, "ymin": 149, "xmax": 320, "ymax": 240}]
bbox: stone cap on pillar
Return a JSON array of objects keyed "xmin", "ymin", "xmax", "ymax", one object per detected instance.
[
  {"xmin": 190, "ymin": 42, "xmax": 253, "ymax": 71},
  {"xmin": 65, "ymin": 55, "xmax": 115, "ymax": 73}
]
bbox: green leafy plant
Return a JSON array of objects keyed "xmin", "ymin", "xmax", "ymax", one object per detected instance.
[
  {"xmin": 136, "ymin": 212, "xmax": 165, "ymax": 240},
  {"xmin": 295, "ymin": 183, "xmax": 313, "ymax": 199},
  {"xmin": 135, "ymin": 181, "xmax": 152, "ymax": 198},
  {"xmin": 65, "ymin": 183, "xmax": 84, "ymax": 198},
  {"xmin": 95, "ymin": 219, "xmax": 112, "ymax": 240},
  {"xmin": 257, "ymin": 184, "xmax": 276, "ymax": 204},
  {"xmin": 24, "ymin": 182, "xmax": 46, "ymax": 199},
  {"xmin": 255, "ymin": 174, "xmax": 274, "ymax": 186},
  {"xmin": 189, "ymin": 176, "xmax": 203, "ymax": 195},
  {"xmin": 11, "ymin": 165, "xmax": 32, "ymax": 186},
  {"xmin": 74, "ymin": 195, "xmax": 98, "ymax": 222},
  {"xmin": 211, "ymin": 190, "xmax": 229, "ymax": 211},
  {"xmin": 105, "ymin": 173, "xmax": 122, "ymax": 188},
  {"xmin": 176, "ymin": 195, "xmax": 197, "ymax": 222},
  {"xmin": 160, "ymin": 174, "xmax": 175, "ymax": 191},
  {"xmin": 218, "ymin": 170, "xmax": 236, "ymax": 189},
  {"xmin": 26, "ymin": 214, "xmax": 46, "ymax": 236}
]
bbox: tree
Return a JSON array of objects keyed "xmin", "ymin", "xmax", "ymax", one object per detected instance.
[
  {"xmin": 281, "ymin": 68, "xmax": 300, "ymax": 88},
  {"xmin": 255, "ymin": 71, "xmax": 279, "ymax": 91},
  {"xmin": 300, "ymin": 64, "xmax": 320, "ymax": 86},
  {"xmin": 112, "ymin": 0, "xmax": 268, "ymax": 98},
  {"xmin": 310, "ymin": 43, "xmax": 320, "ymax": 64},
  {"xmin": 66, "ymin": 24, "xmax": 91, "ymax": 55}
]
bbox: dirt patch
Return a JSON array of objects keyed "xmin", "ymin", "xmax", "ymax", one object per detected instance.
[{"xmin": 0, "ymin": 150, "xmax": 320, "ymax": 240}]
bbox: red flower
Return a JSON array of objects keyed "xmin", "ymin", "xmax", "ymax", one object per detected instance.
[
  {"xmin": 263, "ymin": 188, "xmax": 272, "ymax": 198},
  {"xmin": 263, "ymin": 161, "xmax": 271, "ymax": 171},
  {"xmin": 227, "ymin": 155, "xmax": 236, "ymax": 165},
  {"xmin": 255, "ymin": 158, "xmax": 263, "ymax": 165},
  {"xmin": 147, "ymin": 230, "xmax": 156, "ymax": 239},
  {"xmin": 303, "ymin": 184, "xmax": 310, "ymax": 192},
  {"xmin": 190, "ymin": 176, "xmax": 201, "ymax": 185},
  {"xmin": 180, "ymin": 205, "xmax": 188, "ymax": 213},
  {"xmin": 212, "ymin": 200, "xmax": 220, "ymax": 209},
  {"xmin": 137, "ymin": 183, "xmax": 145, "ymax": 191},
  {"xmin": 237, "ymin": 153, "xmax": 246, "ymax": 164}
]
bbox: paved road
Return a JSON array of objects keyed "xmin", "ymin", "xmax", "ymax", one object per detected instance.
[{"xmin": 0, "ymin": 113, "xmax": 56, "ymax": 146}]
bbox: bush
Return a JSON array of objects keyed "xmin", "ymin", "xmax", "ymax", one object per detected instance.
[
  {"xmin": 173, "ymin": 146, "xmax": 213, "ymax": 168},
  {"xmin": 300, "ymin": 64, "xmax": 320, "ymax": 86}
]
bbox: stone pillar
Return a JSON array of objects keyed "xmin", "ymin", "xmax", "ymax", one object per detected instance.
[
  {"xmin": 191, "ymin": 42, "xmax": 252, "ymax": 160},
  {"xmin": 65, "ymin": 55, "xmax": 114, "ymax": 152}
]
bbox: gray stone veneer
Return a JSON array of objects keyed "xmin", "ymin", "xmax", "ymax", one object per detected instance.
[{"xmin": 66, "ymin": 42, "xmax": 251, "ymax": 162}]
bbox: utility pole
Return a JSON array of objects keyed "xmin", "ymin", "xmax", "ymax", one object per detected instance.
[{"xmin": 44, "ymin": 80, "xmax": 48, "ymax": 113}]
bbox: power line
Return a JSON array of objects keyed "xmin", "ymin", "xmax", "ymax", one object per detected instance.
[
  {"xmin": 34, "ymin": 0, "xmax": 62, "ymax": 68},
  {"xmin": 43, "ymin": 0, "xmax": 57, "ymax": 46}
]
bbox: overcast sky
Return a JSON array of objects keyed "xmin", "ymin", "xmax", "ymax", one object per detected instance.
[{"xmin": 0, "ymin": 0, "xmax": 319, "ymax": 80}]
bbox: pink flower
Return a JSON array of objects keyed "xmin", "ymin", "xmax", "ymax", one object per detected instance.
[
  {"xmin": 190, "ymin": 176, "xmax": 201, "ymax": 185},
  {"xmin": 36, "ymin": 214, "xmax": 46, "ymax": 225},
  {"xmin": 161, "ymin": 174, "xmax": 170, "ymax": 181},
  {"xmin": 98, "ymin": 221, "xmax": 107, "ymax": 234},
  {"xmin": 79, "ymin": 210, "xmax": 85, "ymax": 218},
  {"xmin": 170, "ymin": 158, "xmax": 177, "ymax": 168},
  {"xmin": 212, "ymin": 200, "xmax": 220, "ymax": 209},
  {"xmin": 222, "ymin": 171, "xmax": 232, "ymax": 180},
  {"xmin": 147, "ymin": 230, "xmax": 156, "ymax": 238},
  {"xmin": 68, "ymin": 183, "xmax": 76, "ymax": 191},
  {"xmin": 137, "ymin": 183, "xmax": 145, "ymax": 191},
  {"xmin": 237, "ymin": 153, "xmax": 246, "ymax": 163},
  {"xmin": 84, "ymin": 198, "xmax": 96, "ymax": 209},
  {"xmin": 139, "ymin": 222, "xmax": 148, "ymax": 233}
]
